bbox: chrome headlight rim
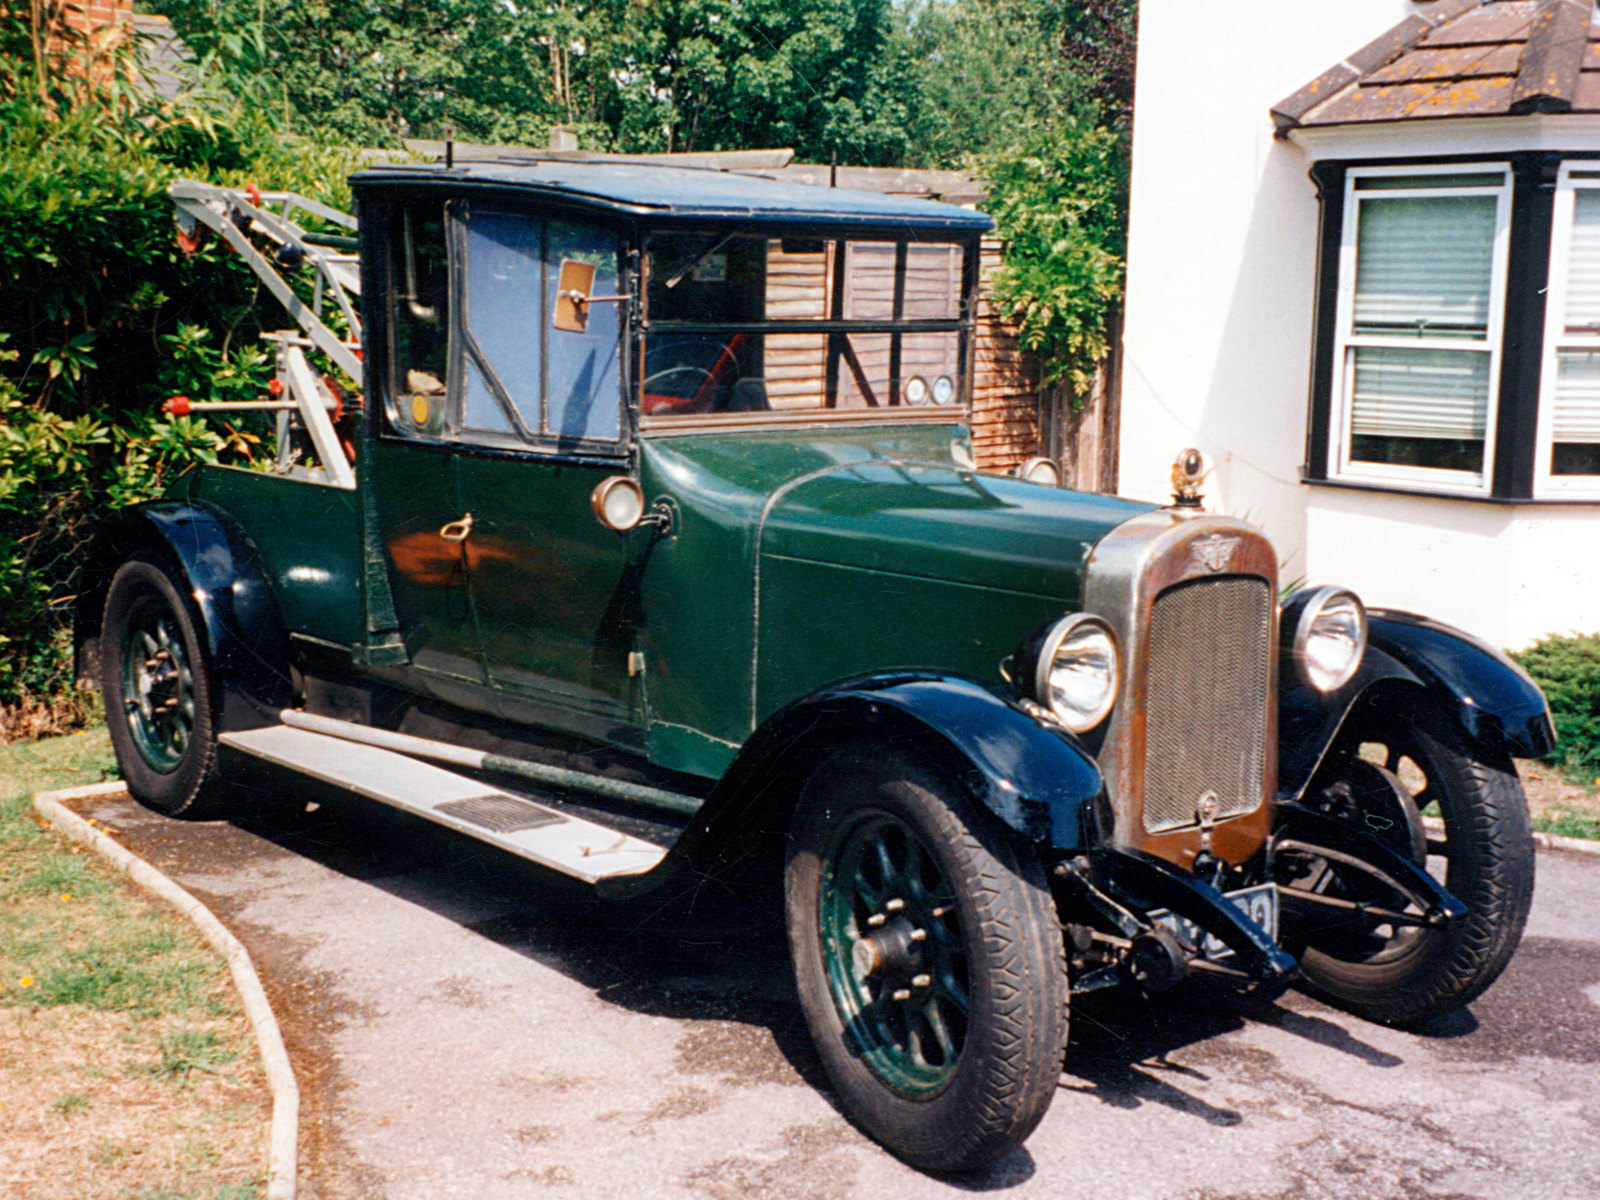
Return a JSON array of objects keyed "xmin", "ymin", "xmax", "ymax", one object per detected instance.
[
  {"xmin": 1022, "ymin": 613, "xmax": 1120, "ymax": 733},
  {"xmin": 1289, "ymin": 585, "xmax": 1367, "ymax": 692}
]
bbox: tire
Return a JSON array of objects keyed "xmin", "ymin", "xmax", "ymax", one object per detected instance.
[
  {"xmin": 1293, "ymin": 703, "xmax": 1534, "ymax": 1027},
  {"xmin": 101, "ymin": 559, "xmax": 226, "ymax": 818},
  {"xmin": 785, "ymin": 742, "xmax": 1068, "ymax": 1172}
]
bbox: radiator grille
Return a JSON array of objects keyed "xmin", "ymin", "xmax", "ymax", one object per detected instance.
[{"xmin": 1141, "ymin": 575, "xmax": 1271, "ymax": 834}]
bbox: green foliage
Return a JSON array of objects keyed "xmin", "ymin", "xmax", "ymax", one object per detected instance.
[
  {"xmin": 1513, "ymin": 633, "xmax": 1600, "ymax": 779},
  {"xmin": 984, "ymin": 120, "xmax": 1128, "ymax": 393},
  {"xmin": 0, "ymin": 8, "xmax": 354, "ymax": 724}
]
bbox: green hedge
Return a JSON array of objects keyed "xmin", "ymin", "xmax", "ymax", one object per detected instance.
[
  {"xmin": 1513, "ymin": 633, "xmax": 1600, "ymax": 781},
  {"xmin": 0, "ymin": 16, "xmax": 357, "ymax": 729}
]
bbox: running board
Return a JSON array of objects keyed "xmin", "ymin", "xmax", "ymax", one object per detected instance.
[{"xmin": 219, "ymin": 725, "xmax": 667, "ymax": 885}]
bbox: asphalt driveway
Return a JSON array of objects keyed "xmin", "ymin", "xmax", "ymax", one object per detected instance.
[{"xmin": 68, "ymin": 763, "xmax": 1600, "ymax": 1200}]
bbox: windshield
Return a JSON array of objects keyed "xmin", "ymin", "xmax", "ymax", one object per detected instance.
[{"xmin": 642, "ymin": 231, "xmax": 974, "ymax": 420}]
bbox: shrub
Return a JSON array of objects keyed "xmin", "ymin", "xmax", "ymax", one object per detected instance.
[
  {"xmin": 0, "ymin": 9, "xmax": 359, "ymax": 731},
  {"xmin": 1512, "ymin": 633, "xmax": 1600, "ymax": 780}
]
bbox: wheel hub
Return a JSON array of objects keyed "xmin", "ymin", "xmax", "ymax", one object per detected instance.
[{"xmin": 852, "ymin": 913, "xmax": 927, "ymax": 981}]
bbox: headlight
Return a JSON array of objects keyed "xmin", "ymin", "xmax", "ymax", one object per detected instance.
[
  {"xmin": 1015, "ymin": 614, "xmax": 1120, "ymax": 732},
  {"xmin": 904, "ymin": 375, "xmax": 930, "ymax": 406},
  {"xmin": 1287, "ymin": 586, "xmax": 1366, "ymax": 692},
  {"xmin": 931, "ymin": 375, "xmax": 956, "ymax": 405}
]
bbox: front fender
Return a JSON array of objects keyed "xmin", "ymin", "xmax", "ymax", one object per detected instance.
[
  {"xmin": 1280, "ymin": 608, "xmax": 1555, "ymax": 799},
  {"xmin": 666, "ymin": 672, "xmax": 1106, "ymax": 878},
  {"xmin": 77, "ymin": 501, "xmax": 293, "ymax": 732}
]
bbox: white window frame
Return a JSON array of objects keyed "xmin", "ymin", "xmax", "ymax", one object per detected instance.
[
  {"xmin": 1534, "ymin": 163, "xmax": 1600, "ymax": 498},
  {"xmin": 1329, "ymin": 163, "xmax": 1512, "ymax": 495}
]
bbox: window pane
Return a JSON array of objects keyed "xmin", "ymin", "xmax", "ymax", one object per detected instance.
[
  {"xmin": 463, "ymin": 210, "xmax": 543, "ymax": 434},
  {"xmin": 765, "ymin": 240, "xmax": 831, "ymax": 320},
  {"xmin": 1353, "ymin": 195, "xmax": 1496, "ymax": 336},
  {"xmin": 1561, "ymin": 189, "xmax": 1600, "ymax": 332},
  {"xmin": 902, "ymin": 244, "xmax": 961, "ymax": 320},
  {"xmin": 1551, "ymin": 349, "xmax": 1600, "ymax": 476},
  {"xmin": 388, "ymin": 203, "xmax": 449, "ymax": 438},
  {"xmin": 900, "ymin": 332, "xmax": 962, "ymax": 405},
  {"xmin": 842, "ymin": 242, "xmax": 897, "ymax": 319},
  {"xmin": 1348, "ymin": 345, "xmax": 1487, "ymax": 473},
  {"xmin": 547, "ymin": 221, "xmax": 622, "ymax": 442},
  {"xmin": 462, "ymin": 361, "xmax": 515, "ymax": 434}
]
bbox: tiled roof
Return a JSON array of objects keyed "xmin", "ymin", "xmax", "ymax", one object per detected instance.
[{"xmin": 1272, "ymin": 0, "xmax": 1600, "ymax": 132}]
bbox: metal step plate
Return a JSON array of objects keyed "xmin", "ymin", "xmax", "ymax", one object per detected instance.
[{"xmin": 220, "ymin": 725, "xmax": 667, "ymax": 884}]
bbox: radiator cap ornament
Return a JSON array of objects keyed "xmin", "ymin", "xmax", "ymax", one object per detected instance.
[{"xmin": 1170, "ymin": 447, "xmax": 1205, "ymax": 508}]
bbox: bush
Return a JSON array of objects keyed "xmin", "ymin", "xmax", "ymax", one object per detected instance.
[
  {"xmin": 1512, "ymin": 633, "xmax": 1600, "ymax": 780},
  {"xmin": 983, "ymin": 119, "xmax": 1127, "ymax": 395},
  {"xmin": 0, "ymin": 10, "xmax": 358, "ymax": 732}
]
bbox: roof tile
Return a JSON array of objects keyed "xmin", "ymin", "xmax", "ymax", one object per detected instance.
[
  {"xmin": 1368, "ymin": 43, "xmax": 1524, "ymax": 83},
  {"xmin": 1347, "ymin": 15, "xmax": 1436, "ymax": 74},
  {"xmin": 1420, "ymin": 1, "xmax": 1540, "ymax": 47},
  {"xmin": 1511, "ymin": 0, "xmax": 1590, "ymax": 111}
]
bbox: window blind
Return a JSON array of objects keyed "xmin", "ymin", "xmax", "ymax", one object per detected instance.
[
  {"xmin": 1353, "ymin": 196, "xmax": 1496, "ymax": 335},
  {"xmin": 1350, "ymin": 346, "xmax": 1489, "ymax": 440},
  {"xmin": 1554, "ymin": 350, "xmax": 1600, "ymax": 441},
  {"xmin": 1561, "ymin": 189, "xmax": 1600, "ymax": 333}
]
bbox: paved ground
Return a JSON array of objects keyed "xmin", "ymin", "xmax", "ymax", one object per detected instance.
[{"xmin": 70, "ymin": 764, "xmax": 1600, "ymax": 1200}]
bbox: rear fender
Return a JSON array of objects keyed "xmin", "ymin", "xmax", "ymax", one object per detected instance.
[
  {"xmin": 667, "ymin": 672, "xmax": 1107, "ymax": 880},
  {"xmin": 77, "ymin": 502, "xmax": 293, "ymax": 731},
  {"xmin": 1279, "ymin": 609, "xmax": 1555, "ymax": 800}
]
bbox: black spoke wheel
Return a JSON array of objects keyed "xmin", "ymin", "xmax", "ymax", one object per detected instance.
[
  {"xmin": 101, "ymin": 560, "xmax": 225, "ymax": 818},
  {"xmin": 786, "ymin": 743, "xmax": 1067, "ymax": 1172},
  {"xmin": 1288, "ymin": 704, "xmax": 1534, "ymax": 1026}
]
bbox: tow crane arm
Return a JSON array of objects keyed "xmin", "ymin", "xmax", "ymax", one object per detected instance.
[{"xmin": 168, "ymin": 180, "xmax": 364, "ymax": 488}]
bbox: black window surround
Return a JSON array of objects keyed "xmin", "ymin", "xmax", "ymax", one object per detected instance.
[{"xmin": 1304, "ymin": 150, "xmax": 1599, "ymax": 504}]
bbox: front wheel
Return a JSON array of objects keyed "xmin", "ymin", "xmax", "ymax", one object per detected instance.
[
  {"xmin": 1287, "ymin": 704, "xmax": 1534, "ymax": 1027},
  {"xmin": 785, "ymin": 743, "xmax": 1068, "ymax": 1172},
  {"xmin": 101, "ymin": 559, "xmax": 226, "ymax": 818}
]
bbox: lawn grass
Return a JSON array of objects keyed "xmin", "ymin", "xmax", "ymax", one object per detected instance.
[{"xmin": 0, "ymin": 726, "xmax": 268, "ymax": 1200}]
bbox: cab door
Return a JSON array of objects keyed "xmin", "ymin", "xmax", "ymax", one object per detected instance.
[
  {"xmin": 369, "ymin": 197, "xmax": 483, "ymax": 684},
  {"xmin": 447, "ymin": 206, "xmax": 642, "ymax": 740}
]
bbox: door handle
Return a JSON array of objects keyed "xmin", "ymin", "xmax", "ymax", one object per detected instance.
[{"xmin": 439, "ymin": 513, "xmax": 473, "ymax": 543}]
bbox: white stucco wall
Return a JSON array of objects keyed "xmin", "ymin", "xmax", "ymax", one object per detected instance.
[
  {"xmin": 1121, "ymin": 0, "xmax": 1410, "ymax": 568},
  {"xmin": 1304, "ymin": 491, "xmax": 1600, "ymax": 646},
  {"xmin": 1119, "ymin": 0, "xmax": 1600, "ymax": 647}
]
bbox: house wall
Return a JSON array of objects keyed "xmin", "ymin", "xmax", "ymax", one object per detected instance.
[{"xmin": 1121, "ymin": 0, "xmax": 1600, "ymax": 646}]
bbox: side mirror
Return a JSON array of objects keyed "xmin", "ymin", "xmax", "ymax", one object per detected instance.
[{"xmin": 554, "ymin": 258, "xmax": 596, "ymax": 333}]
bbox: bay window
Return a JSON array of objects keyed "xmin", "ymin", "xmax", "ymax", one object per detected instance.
[{"xmin": 1330, "ymin": 167, "xmax": 1510, "ymax": 493}]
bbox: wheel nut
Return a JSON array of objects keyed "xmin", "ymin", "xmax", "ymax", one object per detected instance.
[
  {"xmin": 892, "ymin": 988, "xmax": 911, "ymax": 1001},
  {"xmin": 931, "ymin": 905, "xmax": 951, "ymax": 918},
  {"xmin": 885, "ymin": 898, "xmax": 905, "ymax": 912},
  {"xmin": 912, "ymin": 974, "xmax": 931, "ymax": 988},
  {"xmin": 910, "ymin": 928, "xmax": 927, "ymax": 942},
  {"xmin": 867, "ymin": 913, "xmax": 886, "ymax": 927}
]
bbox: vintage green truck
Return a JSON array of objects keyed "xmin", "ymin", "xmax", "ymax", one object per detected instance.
[{"xmin": 76, "ymin": 160, "xmax": 1553, "ymax": 1171}]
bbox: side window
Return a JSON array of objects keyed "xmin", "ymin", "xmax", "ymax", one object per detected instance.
[
  {"xmin": 461, "ymin": 209, "xmax": 544, "ymax": 438},
  {"xmin": 547, "ymin": 221, "xmax": 623, "ymax": 444},
  {"xmin": 388, "ymin": 202, "xmax": 450, "ymax": 438}
]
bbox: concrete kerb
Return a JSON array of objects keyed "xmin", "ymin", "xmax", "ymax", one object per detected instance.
[
  {"xmin": 32, "ymin": 782, "xmax": 299, "ymax": 1200},
  {"xmin": 1422, "ymin": 814, "xmax": 1600, "ymax": 857}
]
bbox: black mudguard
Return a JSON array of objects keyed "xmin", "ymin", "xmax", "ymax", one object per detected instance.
[
  {"xmin": 1279, "ymin": 608, "xmax": 1556, "ymax": 800},
  {"xmin": 646, "ymin": 671, "xmax": 1107, "ymax": 889},
  {"xmin": 76, "ymin": 501, "xmax": 293, "ymax": 732}
]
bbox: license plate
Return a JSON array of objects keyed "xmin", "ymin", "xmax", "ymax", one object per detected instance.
[{"xmin": 1149, "ymin": 883, "xmax": 1278, "ymax": 961}]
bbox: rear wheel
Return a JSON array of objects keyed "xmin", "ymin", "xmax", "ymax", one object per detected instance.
[
  {"xmin": 101, "ymin": 560, "xmax": 226, "ymax": 818},
  {"xmin": 1290, "ymin": 705, "xmax": 1534, "ymax": 1026},
  {"xmin": 785, "ymin": 743, "xmax": 1067, "ymax": 1172}
]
